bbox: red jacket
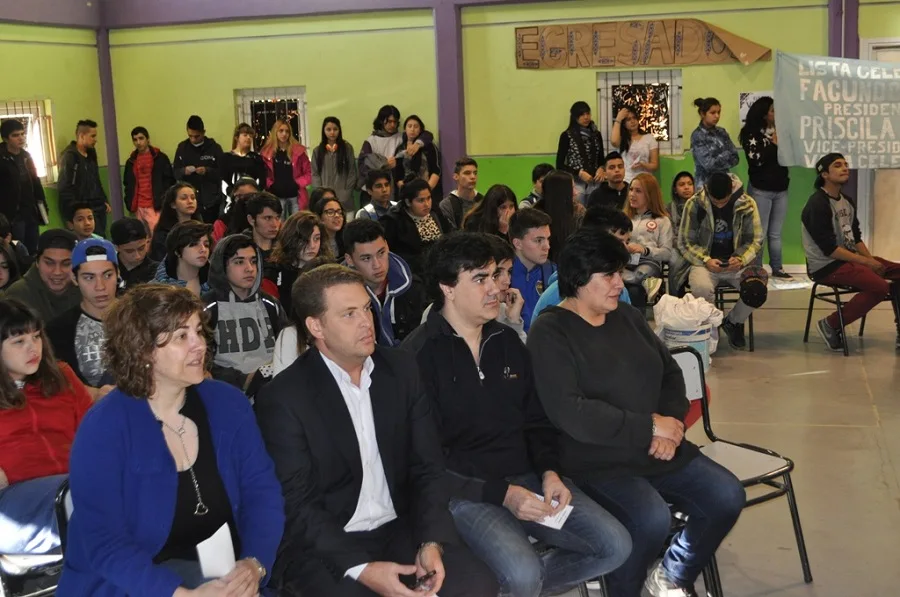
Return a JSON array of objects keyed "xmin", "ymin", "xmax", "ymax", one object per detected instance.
[
  {"xmin": 0, "ymin": 363, "xmax": 92, "ymax": 485},
  {"xmin": 261, "ymin": 144, "xmax": 312, "ymax": 210}
]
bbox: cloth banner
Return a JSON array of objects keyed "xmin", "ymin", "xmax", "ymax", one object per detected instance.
[
  {"xmin": 515, "ymin": 19, "xmax": 770, "ymax": 70},
  {"xmin": 775, "ymin": 51, "xmax": 900, "ymax": 169}
]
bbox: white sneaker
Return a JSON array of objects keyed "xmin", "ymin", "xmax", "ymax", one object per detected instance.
[{"xmin": 643, "ymin": 277, "xmax": 663, "ymax": 302}]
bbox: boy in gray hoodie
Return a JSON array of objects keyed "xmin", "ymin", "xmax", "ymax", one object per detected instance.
[{"xmin": 202, "ymin": 234, "xmax": 285, "ymax": 395}]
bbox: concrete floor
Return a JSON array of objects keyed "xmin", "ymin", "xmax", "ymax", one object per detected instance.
[{"xmin": 561, "ymin": 287, "xmax": 900, "ymax": 597}]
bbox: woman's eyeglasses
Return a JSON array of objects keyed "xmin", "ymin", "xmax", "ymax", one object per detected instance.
[{"xmin": 323, "ymin": 209, "xmax": 344, "ymax": 218}]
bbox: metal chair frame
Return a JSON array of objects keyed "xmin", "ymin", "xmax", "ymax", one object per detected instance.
[
  {"xmin": 802, "ymin": 282, "xmax": 884, "ymax": 357},
  {"xmin": 714, "ymin": 286, "xmax": 755, "ymax": 352},
  {"xmin": 671, "ymin": 346, "xmax": 813, "ymax": 589}
]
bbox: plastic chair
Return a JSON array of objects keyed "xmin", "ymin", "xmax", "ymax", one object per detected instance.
[
  {"xmin": 0, "ymin": 481, "xmax": 70, "ymax": 597},
  {"xmin": 714, "ymin": 286, "xmax": 755, "ymax": 352},
  {"xmin": 671, "ymin": 346, "xmax": 813, "ymax": 588}
]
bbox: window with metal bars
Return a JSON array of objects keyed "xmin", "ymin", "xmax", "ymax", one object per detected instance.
[
  {"xmin": 234, "ymin": 87, "xmax": 309, "ymax": 151},
  {"xmin": 0, "ymin": 99, "xmax": 57, "ymax": 183},
  {"xmin": 596, "ymin": 70, "xmax": 683, "ymax": 155}
]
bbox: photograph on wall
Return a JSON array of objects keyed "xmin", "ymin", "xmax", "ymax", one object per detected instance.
[{"xmin": 739, "ymin": 91, "xmax": 773, "ymax": 125}]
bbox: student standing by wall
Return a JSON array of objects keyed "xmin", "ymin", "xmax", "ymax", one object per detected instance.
[
  {"xmin": 555, "ymin": 101, "xmax": 604, "ymax": 204},
  {"xmin": 0, "ymin": 119, "xmax": 47, "ymax": 254},
  {"xmin": 123, "ymin": 126, "xmax": 174, "ymax": 235},
  {"xmin": 220, "ymin": 123, "xmax": 266, "ymax": 201},
  {"xmin": 690, "ymin": 98, "xmax": 738, "ymax": 190},
  {"xmin": 740, "ymin": 96, "xmax": 792, "ymax": 279},
  {"xmin": 58, "ymin": 119, "xmax": 110, "ymax": 237},
  {"xmin": 173, "ymin": 115, "xmax": 224, "ymax": 224},
  {"xmin": 611, "ymin": 107, "xmax": 659, "ymax": 183},
  {"xmin": 393, "ymin": 115, "xmax": 442, "ymax": 200},
  {"xmin": 261, "ymin": 119, "xmax": 311, "ymax": 216},
  {"xmin": 311, "ymin": 116, "xmax": 357, "ymax": 218}
]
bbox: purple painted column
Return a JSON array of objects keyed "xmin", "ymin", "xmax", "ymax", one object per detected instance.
[
  {"xmin": 844, "ymin": 0, "xmax": 860, "ymax": 59},
  {"xmin": 96, "ymin": 28, "xmax": 124, "ymax": 220},
  {"xmin": 827, "ymin": 0, "xmax": 843, "ymax": 56},
  {"xmin": 434, "ymin": 1, "xmax": 466, "ymax": 185}
]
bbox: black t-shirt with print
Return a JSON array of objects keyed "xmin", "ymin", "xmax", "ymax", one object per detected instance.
[{"xmin": 709, "ymin": 200, "xmax": 735, "ymax": 261}]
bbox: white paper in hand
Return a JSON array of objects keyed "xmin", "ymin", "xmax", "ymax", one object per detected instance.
[
  {"xmin": 196, "ymin": 523, "xmax": 236, "ymax": 579},
  {"xmin": 533, "ymin": 493, "xmax": 574, "ymax": 530}
]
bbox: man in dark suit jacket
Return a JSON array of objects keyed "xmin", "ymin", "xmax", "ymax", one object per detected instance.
[{"xmin": 255, "ymin": 264, "xmax": 498, "ymax": 597}]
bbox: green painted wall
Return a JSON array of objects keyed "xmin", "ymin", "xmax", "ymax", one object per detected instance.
[
  {"xmin": 0, "ymin": 24, "xmax": 108, "ymax": 233},
  {"xmin": 463, "ymin": 0, "xmax": 829, "ymax": 265},
  {"xmin": 109, "ymin": 11, "xmax": 438, "ymax": 163},
  {"xmin": 859, "ymin": 0, "xmax": 900, "ymax": 39}
]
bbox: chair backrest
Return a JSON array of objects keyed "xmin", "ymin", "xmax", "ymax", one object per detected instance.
[
  {"xmin": 669, "ymin": 346, "xmax": 716, "ymax": 441},
  {"xmin": 670, "ymin": 346, "xmax": 705, "ymax": 402}
]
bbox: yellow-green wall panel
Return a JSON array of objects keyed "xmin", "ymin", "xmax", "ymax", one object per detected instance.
[
  {"xmin": 0, "ymin": 26, "xmax": 105, "ymax": 165},
  {"xmin": 110, "ymin": 13, "xmax": 437, "ymax": 160},
  {"xmin": 463, "ymin": 3, "xmax": 827, "ymax": 156},
  {"xmin": 859, "ymin": 2, "xmax": 900, "ymax": 39}
]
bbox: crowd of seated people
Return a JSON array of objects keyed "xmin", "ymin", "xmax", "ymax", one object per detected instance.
[{"xmin": 0, "ymin": 88, "xmax": 897, "ymax": 597}]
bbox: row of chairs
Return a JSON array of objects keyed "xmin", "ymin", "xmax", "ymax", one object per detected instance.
[{"xmin": 0, "ymin": 349, "xmax": 812, "ymax": 597}]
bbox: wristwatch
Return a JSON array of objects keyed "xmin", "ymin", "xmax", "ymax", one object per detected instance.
[
  {"xmin": 248, "ymin": 557, "xmax": 266, "ymax": 584},
  {"xmin": 651, "ymin": 417, "xmax": 658, "ymax": 437}
]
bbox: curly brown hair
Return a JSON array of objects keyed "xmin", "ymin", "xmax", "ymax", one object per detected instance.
[
  {"xmin": 270, "ymin": 210, "xmax": 332, "ymax": 267},
  {"xmin": 104, "ymin": 284, "xmax": 213, "ymax": 399}
]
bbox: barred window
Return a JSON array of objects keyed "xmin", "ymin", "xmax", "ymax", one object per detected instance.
[
  {"xmin": 0, "ymin": 99, "xmax": 57, "ymax": 183},
  {"xmin": 597, "ymin": 70, "xmax": 683, "ymax": 154},
  {"xmin": 234, "ymin": 87, "xmax": 309, "ymax": 150}
]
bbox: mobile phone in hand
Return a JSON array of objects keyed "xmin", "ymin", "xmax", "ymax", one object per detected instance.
[{"xmin": 410, "ymin": 570, "xmax": 436, "ymax": 590}]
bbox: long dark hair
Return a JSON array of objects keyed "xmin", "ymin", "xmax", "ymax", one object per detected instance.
[
  {"xmin": 536, "ymin": 170, "xmax": 577, "ymax": 262},
  {"xmin": 463, "ymin": 184, "xmax": 517, "ymax": 236},
  {"xmin": 617, "ymin": 106, "xmax": 642, "ymax": 153},
  {"xmin": 372, "ymin": 105, "xmax": 400, "ymax": 133},
  {"xmin": 315, "ymin": 116, "xmax": 351, "ymax": 177},
  {"xmin": 158, "ymin": 182, "xmax": 202, "ymax": 230},
  {"xmin": 739, "ymin": 96, "xmax": 774, "ymax": 146},
  {"xmin": 567, "ymin": 101, "xmax": 592, "ymax": 130},
  {"xmin": 398, "ymin": 115, "xmax": 427, "ymax": 175},
  {"xmin": 0, "ymin": 299, "xmax": 67, "ymax": 410}
]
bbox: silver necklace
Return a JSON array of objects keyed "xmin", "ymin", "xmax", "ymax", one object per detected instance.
[{"xmin": 159, "ymin": 415, "xmax": 209, "ymax": 517}]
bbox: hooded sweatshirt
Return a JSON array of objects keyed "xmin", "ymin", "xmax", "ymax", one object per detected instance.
[
  {"xmin": 202, "ymin": 235, "xmax": 285, "ymax": 389},
  {"xmin": 4, "ymin": 263, "xmax": 81, "ymax": 323},
  {"xmin": 630, "ymin": 211, "xmax": 674, "ymax": 265},
  {"xmin": 361, "ymin": 252, "xmax": 424, "ymax": 347},
  {"xmin": 678, "ymin": 174, "xmax": 762, "ymax": 267}
]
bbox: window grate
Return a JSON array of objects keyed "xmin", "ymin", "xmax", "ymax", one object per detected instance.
[
  {"xmin": 0, "ymin": 99, "xmax": 56, "ymax": 183},
  {"xmin": 597, "ymin": 70, "xmax": 683, "ymax": 155},
  {"xmin": 234, "ymin": 87, "xmax": 309, "ymax": 151}
]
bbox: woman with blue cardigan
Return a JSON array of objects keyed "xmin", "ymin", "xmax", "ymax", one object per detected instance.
[{"xmin": 57, "ymin": 284, "xmax": 284, "ymax": 597}]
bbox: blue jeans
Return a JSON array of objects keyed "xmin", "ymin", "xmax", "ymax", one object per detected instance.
[
  {"xmin": 0, "ymin": 474, "xmax": 67, "ymax": 554},
  {"xmin": 11, "ymin": 211, "xmax": 39, "ymax": 255},
  {"xmin": 279, "ymin": 196, "xmax": 298, "ymax": 217},
  {"xmin": 749, "ymin": 186, "xmax": 788, "ymax": 272},
  {"xmin": 576, "ymin": 455, "xmax": 745, "ymax": 597},
  {"xmin": 449, "ymin": 473, "xmax": 631, "ymax": 597}
]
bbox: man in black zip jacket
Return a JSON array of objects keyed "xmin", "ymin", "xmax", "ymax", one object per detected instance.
[
  {"xmin": 58, "ymin": 119, "xmax": 110, "ymax": 236},
  {"xmin": 173, "ymin": 115, "xmax": 225, "ymax": 223},
  {"xmin": 401, "ymin": 232, "xmax": 630, "ymax": 597},
  {"xmin": 0, "ymin": 119, "xmax": 47, "ymax": 254}
]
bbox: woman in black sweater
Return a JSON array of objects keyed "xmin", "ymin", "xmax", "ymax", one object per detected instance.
[
  {"xmin": 527, "ymin": 229, "xmax": 745, "ymax": 597},
  {"xmin": 381, "ymin": 178, "xmax": 451, "ymax": 276},
  {"xmin": 739, "ymin": 96, "xmax": 791, "ymax": 279}
]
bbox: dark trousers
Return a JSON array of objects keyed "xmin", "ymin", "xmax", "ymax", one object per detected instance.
[
  {"xmin": 576, "ymin": 454, "xmax": 745, "ymax": 597},
  {"xmin": 11, "ymin": 211, "xmax": 39, "ymax": 254},
  {"xmin": 92, "ymin": 207, "xmax": 107, "ymax": 238},
  {"xmin": 817, "ymin": 258, "xmax": 900, "ymax": 330},
  {"xmin": 200, "ymin": 204, "xmax": 221, "ymax": 225},
  {"xmin": 276, "ymin": 518, "xmax": 498, "ymax": 597}
]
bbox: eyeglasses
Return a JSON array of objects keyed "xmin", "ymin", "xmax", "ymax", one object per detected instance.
[{"xmin": 323, "ymin": 209, "xmax": 344, "ymax": 217}]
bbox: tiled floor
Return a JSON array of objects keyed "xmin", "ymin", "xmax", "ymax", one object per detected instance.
[{"xmin": 561, "ymin": 287, "xmax": 900, "ymax": 597}]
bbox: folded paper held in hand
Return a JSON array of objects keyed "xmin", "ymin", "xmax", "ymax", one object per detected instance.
[{"xmin": 197, "ymin": 523, "xmax": 236, "ymax": 579}]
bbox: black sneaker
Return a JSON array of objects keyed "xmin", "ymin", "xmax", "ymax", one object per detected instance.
[
  {"xmin": 720, "ymin": 318, "xmax": 746, "ymax": 350},
  {"xmin": 644, "ymin": 563, "xmax": 699, "ymax": 597},
  {"xmin": 816, "ymin": 318, "xmax": 844, "ymax": 352},
  {"xmin": 772, "ymin": 269, "xmax": 793, "ymax": 279}
]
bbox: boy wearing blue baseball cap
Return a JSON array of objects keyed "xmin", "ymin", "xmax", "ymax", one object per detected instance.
[{"xmin": 46, "ymin": 238, "xmax": 119, "ymax": 399}]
